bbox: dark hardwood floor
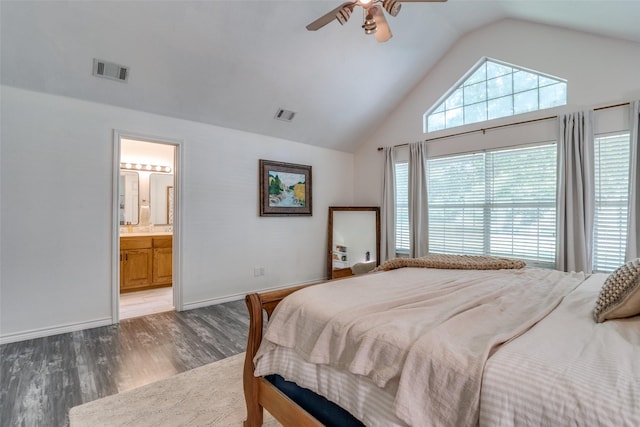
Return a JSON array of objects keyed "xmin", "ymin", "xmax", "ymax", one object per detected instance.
[{"xmin": 0, "ymin": 300, "xmax": 249, "ymax": 427}]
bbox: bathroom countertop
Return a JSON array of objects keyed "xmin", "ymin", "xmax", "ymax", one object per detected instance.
[{"xmin": 120, "ymin": 232, "xmax": 173, "ymax": 237}]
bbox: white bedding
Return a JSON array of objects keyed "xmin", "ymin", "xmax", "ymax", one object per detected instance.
[
  {"xmin": 254, "ymin": 267, "xmax": 585, "ymax": 426},
  {"xmin": 480, "ymin": 273, "xmax": 640, "ymax": 426}
]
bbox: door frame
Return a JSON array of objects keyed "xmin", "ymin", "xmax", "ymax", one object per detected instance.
[{"xmin": 111, "ymin": 130, "xmax": 183, "ymax": 323}]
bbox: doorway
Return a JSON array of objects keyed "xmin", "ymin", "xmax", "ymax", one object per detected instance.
[{"xmin": 113, "ymin": 132, "xmax": 180, "ymax": 322}]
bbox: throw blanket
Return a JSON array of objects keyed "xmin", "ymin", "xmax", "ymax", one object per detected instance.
[
  {"xmin": 373, "ymin": 254, "xmax": 526, "ymax": 272},
  {"xmin": 255, "ymin": 267, "xmax": 585, "ymax": 427}
]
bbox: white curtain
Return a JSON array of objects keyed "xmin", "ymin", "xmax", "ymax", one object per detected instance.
[
  {"xmin": 557, "ymin": 111, "xmax": 594, "ymax": 273},
  {"xmin": 380, "ymin": 147, "xmax": 396, "ymax": 261},
  {"xmin": 409, "ymin": 142, "xmax": 429, "ymax": 257},
  {"xmin": 626, "ymin": 100, "xmax": 640, "ymax": 261}
]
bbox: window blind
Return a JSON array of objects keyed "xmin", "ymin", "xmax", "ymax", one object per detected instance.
[
  {"xmin": 428, "ymin": 143, "xmax": 557, "ymax": 265},
  {"xmin": 428, "ymin": 152, "xmax": 485, "ymax": 255},
  {"xmin": 395, "ymin": 162, "xmax": 410, "ymax": 253},
  {"xmin": 593, "ymin": 133, "xmax": 630, "ymax": 272}
]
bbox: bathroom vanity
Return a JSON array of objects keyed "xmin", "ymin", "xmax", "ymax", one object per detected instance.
[{"xmin": 120, "ymin": 234, "xmax": 172, "ymax": 293}]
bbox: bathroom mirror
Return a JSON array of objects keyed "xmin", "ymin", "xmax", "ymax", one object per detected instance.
[
  {"xmin": 150, "ymin": 173, "xmax": 174, "ymax": 225},
  {"xmin": 119, "ymin": 171, "xmax": 139, "ymax": 225},
  {"xmin": 327, "ymin": 206, "xmax": 380, "ymax": 279}
]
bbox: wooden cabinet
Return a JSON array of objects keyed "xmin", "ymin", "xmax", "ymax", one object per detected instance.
[
  {"xmin": 152, "ymin": 236, "xmax": 173, "ymax": 286},
  {"xmin": 121, "ymin": 248, "xmax": 153, "ymax": 289},
  {"xmin": 120, "ymin": 235, "xmax": 172, "ymax": 293}
]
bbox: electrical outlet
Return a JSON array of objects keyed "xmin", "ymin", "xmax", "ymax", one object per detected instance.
[{"xmin": 253, "ymin": 267, "xmax": 265, "ymax": 277}]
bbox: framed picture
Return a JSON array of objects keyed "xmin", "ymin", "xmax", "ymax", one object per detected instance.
[{"xmin": 259, "ymin": 159, "xmax": 312, "ymax": 216}]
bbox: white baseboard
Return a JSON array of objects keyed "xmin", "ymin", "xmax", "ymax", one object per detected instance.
[
  {"xmin": 182, "ymin": 293, "xmax": 245, "ymax": 311},
  {"xmin": 0, "ymin": 317, "xmax": 113, "ymax": 345},
  {"xmin": 181, "ymin": 278, "xmax": 325, "ymax": 311}
]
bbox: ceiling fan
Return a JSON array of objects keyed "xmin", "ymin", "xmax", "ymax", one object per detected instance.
[{"xmin": 306, "ymin": 0, "xmax": 447, "ymax": 43}]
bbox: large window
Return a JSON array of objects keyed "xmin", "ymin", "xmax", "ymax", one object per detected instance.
[
  {"xmin": 593, "ymin": 133, "xmax": 630, "ymax": 272},
  {"xmin": 395, "ymin": 144, "xmax": 557, "ymax": 264},
  {"xmin": 394, "ymin": 132, "xmax": 632, "ymax": 270},
  {"xmin": 428, "ymin": 144, "xmax": 557, "ymax": 265},
  {"xmin": 424, "ymin": 58, "xmax": 567, "ymax": 133}
]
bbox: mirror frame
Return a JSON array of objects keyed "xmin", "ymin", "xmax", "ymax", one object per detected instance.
[
  {"xmin": 149, "ymin": 173, "xmax": 174, "ymax": 225},
  {"xmin": 327, "ymin": 206, "xmax": 380, "ymax": 279}
]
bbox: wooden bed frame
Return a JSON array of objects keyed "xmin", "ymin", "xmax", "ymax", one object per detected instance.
[{"xmin": 243, "ymin": 284, "xmax": 325, "ymax": 427}]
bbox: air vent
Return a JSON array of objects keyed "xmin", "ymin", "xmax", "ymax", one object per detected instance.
[
  {"xmin": 274, "ymin": 108, "xmax": 296, "ymax": 122},
  {"xmin": 92, "ymin": 58, "xmax": 129, "ymax": 82}
]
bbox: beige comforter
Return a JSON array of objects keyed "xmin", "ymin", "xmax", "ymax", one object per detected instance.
[
  {"xmin": 480, "ymin": 273, "xmax": 640, "ymax": 426},
  {"xmin": 255, "ymin": 267, "xmax": 585, "ymax": 427}
]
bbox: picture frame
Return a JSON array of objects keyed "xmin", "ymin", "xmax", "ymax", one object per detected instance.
[{"xmin": 259, "ymin": 159, "xmax": 312, "ymax": 216}]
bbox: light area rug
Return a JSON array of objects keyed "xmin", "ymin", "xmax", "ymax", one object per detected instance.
[{"xmin": 69, "ymin": 353, "xmax": 280, "ymax": 427}]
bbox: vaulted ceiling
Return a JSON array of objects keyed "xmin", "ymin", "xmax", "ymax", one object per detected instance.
[{"xmin": 2, "ymin": 1, "xmax": 639, "ymax": 152}]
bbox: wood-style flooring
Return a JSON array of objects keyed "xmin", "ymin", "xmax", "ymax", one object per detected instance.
[
  {"xmin": 0, "ymin": 299, "xmax": 249, "ymax": 427},
  {"xmin": 119, "ymin": 287, "xmax": 174, "ymax": 320}
]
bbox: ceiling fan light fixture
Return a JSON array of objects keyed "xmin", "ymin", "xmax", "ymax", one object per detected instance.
[
  {"xmin": 383, "ymin": 0, "xmax": 401, "ymax": 17},
  {"xmin": 363, "ymin": 14, "xmax": 377, "ymax": 34},
  {"xmin": 336, "ymin": 7, "xmax": 352, "ymax": 25}
]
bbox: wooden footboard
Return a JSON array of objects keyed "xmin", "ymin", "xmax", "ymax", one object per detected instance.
[{"xmin": 243, "ymin": 284, "xmax": 323, "ymax": 427}]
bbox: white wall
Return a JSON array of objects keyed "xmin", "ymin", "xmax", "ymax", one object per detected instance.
[
  {"xmin": 354, "ymin": 19, "xmax": 640, "ymax": 204},
  {"xmin": 0, "ymin": 86, "xmax": 354, "ymax": 342}
]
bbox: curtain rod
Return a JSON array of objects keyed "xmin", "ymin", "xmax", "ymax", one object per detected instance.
[{"xmin": 376, "ymin": 101, "xmax": 630, "ymax": 151}]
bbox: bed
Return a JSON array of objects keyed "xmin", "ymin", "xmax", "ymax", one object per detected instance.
[{"xmin": 242, "ymin": 257, "xmax": 640, "ymax": 427}]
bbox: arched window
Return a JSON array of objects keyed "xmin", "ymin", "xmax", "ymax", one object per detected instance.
[{"xmin": 424, "ymin": 58, "xmax": 567, "ymax": 132}]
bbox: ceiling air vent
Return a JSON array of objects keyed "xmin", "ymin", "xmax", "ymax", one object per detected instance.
[
  {"xmin": 274, "ymin": 108, "xmax": 296, "ymax": 122},
  {"xmin": 92, "ymin": 58, "xmax": 129, "ymax": 82}
]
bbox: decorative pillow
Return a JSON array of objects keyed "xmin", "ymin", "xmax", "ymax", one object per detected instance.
[{"xmin": 593, "ymin": 258, "xmax": 640, "ymax": 323}]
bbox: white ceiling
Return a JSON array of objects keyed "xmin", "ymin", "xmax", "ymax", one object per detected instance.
[{"xmin": 2, "ymin": 1, "xmax": 639, "ymax": 152}]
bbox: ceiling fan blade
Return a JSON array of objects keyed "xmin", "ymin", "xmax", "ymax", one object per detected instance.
[
  {"xmin": 306, "ymin": 2, "xmax": 356, "ymax": 31},
  {"xmin": 371, "ymin": 6, "xmax": 392, "ymax": 43}
]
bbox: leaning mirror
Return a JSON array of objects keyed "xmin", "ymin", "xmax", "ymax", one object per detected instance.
[
  {"xmin": 150, "ymin": 173, "xmax": 174, "ymax": 225},
  {"xmin": 119, "ymin": 171, "xmax": 139, "ymax": 225},
  {"xmin": 328, "ymin": 206, "xmax": 380, "ymax": 279}
]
